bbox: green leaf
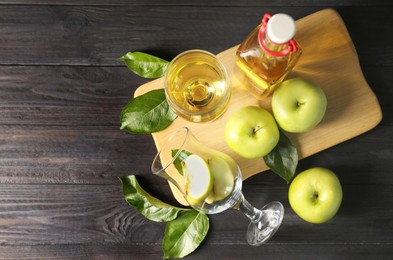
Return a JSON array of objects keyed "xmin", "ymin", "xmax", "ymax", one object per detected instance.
[
  {"xmin": 119, "ymin": 51, "xmax": 169, "ymax": 78},
  {"xmin": 263, "ymin": 130, "xmax": 298, "ymax": 183},
  {"xmin": 120, "ymin": 89, "xmax": 177, "ymax": 134},
  {"xmin": 163, "ymin": 210, "xmax": 209, "ymax": 259},
  {"xmin": 172, "ymin": 149, "xmax": 192, "ymax": 176},
  {"xmin": 119, "ymin": 175, "xmax": 187, "ymax": 222}
]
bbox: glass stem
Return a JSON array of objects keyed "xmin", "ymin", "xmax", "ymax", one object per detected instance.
[{"xmin": 237, "ymin": 195, "xmax": 263, "ymax": 223}]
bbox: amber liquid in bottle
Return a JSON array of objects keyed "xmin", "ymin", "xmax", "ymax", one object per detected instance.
[{"xmin": 236, "ymin": 24, "xmax": 302, "ymax": 99}]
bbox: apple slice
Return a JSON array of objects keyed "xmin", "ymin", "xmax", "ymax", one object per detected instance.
[
  {"xmin": 183, "ymin": 154, "xmax": 213, "ymax": 205},
  {"xmin": 205, "ymin": 156, "xmax": 235, "ymax": 204}
]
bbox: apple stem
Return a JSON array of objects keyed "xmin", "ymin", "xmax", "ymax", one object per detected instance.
[
  {"xmin": 296, "ymin": 101, "xmax": 306, "ymax": 107},
  {"xmin": 253, "ymin": 125, "xmax": 262, "ymax": 134},
  {"xmin": 311, "ymin": 191, "xmax": 319, "ymax": 204}
]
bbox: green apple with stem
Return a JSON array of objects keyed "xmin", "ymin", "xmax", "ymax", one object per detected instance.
[
  {"xmin": 272, "ymin": 78, "xmax": 327, "ymax": 133},
  {"xmin": 225, "ymin": 106, "xmax": 279, "ymax": 159},
  {"xmin": 288, "ymin": 167, "xmax": 343, "ymax": 224}
]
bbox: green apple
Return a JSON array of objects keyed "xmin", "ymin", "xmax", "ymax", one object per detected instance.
[
  {"xmin": 225, "ymin": 106, "xmax": 279, "ymax": 159},
  {"xmin": 183, "ymin": 154, "xmax": 213, "ymax": 205},
  {"xmin": 204, "ymin": 156, "xmax": 235, "ymax": 204},
  {"xmin": 272, "ymin": 78, "xmax": 327, "ymax": 133},
  {"xmin": 288, "ymin": 167, "xmax": 343, "ymax": 224}
]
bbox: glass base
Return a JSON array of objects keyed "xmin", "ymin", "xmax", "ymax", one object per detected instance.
[{"xmin": 246, "ymin": 201, "xmax": 284, "ymax": 246}]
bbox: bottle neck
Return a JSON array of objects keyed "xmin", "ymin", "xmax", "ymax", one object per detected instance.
[{"xmin": 262, "ymin": 29, "xmax": 289, "ymax": 53}]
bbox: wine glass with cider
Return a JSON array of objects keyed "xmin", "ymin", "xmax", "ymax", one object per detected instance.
[{"xmin": 164, "ymin": 50, "xmax": 231, "ymax": 123}]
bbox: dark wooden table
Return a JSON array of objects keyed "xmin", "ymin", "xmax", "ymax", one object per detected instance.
[{"xmin": 0, "ymin": 0, "xmax": 392, "ymax": 259}]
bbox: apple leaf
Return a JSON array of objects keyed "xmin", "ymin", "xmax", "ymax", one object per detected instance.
[
  {"xmin": 119, "ymin": 175, "xmax": 187, "ymax": 222},
  {"xmin": 172, "ymin": 149, "xmax": 193, "ymax": 176},
  {"xmin": 163, "ymin": 210, "xmax": 209, "ymax": 259},
  {"xmin": 120, "ymin": 89, "xmax": 177, "ymax": 134},
  {"xmin": 263, "ymin": 130, "xmax": 298, "ymax": 183},
  {"xmin": 118, "ymin": 51, "xmax": 169, "ymax": 78},
  {"xmin": 120, "ymin": 175, "xmax": 210, "ymax": 258}
]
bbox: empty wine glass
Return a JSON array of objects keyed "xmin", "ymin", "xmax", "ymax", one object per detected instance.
[{"xmin": 151, "ymin": 127, "xmax": 284, "ymax": 245}]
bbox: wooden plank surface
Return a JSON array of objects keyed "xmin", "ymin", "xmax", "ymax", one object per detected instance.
[
  {"xmin": 134, "ymin": 9, "xmax": 382, "ymax": 204},
  {"xmin": 0, "ymin": 181, "xmax": 392, "ymax": 244},
  {"xmin": 0, "ymin": 6, "xmax": 392, "ymax": 66},
  {"xmin": 1, "ymin": 244, "xmax": 391, "ymax": 259},
  {"xmin": 0, "ymin": 1, "xmax": 392, "ymax": 259},
  {"xmin": 1, "ymin": 0, "xmax": 392, "ymax": 5}
]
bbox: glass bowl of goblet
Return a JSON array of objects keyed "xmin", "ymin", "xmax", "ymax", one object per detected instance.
[
  {"xmin": 164, "ymin": 50, "xmax": 231, "ymax": 123},
  {"xmin": 151, "ymin": 127, "xmax": 284, "ymax": 245}
]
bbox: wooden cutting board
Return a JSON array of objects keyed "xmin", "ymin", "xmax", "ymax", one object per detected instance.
[{"xmin": 134, "ymin": 8, "xmax": 382, "ymax": 205}]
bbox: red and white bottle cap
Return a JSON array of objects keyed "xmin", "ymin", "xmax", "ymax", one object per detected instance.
[{"xmin": 267, "ymin": 13, "xmax": 296, "ymax": 44}]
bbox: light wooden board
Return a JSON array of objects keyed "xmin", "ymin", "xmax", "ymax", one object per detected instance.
[{"xmin": 134, "ymin": 8, "xmax": 382, "ymax": 205}]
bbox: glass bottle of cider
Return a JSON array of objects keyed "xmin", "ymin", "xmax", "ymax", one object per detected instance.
[{"xmin": 236, "ymin": 13, "xmax": 302, "ymax": 99}]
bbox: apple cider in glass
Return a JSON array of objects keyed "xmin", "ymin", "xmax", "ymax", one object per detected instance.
[{"xmin": 164, "ymin": 50, "xmax": 231, "ymax": 123}]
